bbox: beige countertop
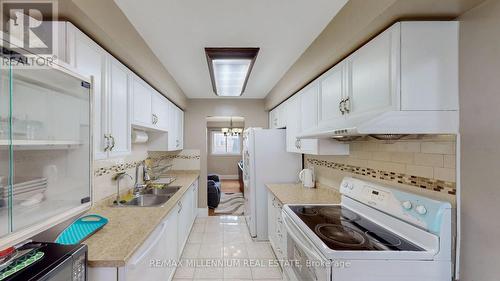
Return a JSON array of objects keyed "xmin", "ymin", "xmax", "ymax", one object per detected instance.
[
  {"xmin": 84, "ymin": 171, "xmax": 200, "ymax": 267},
  {"xmin": 266, "ymin": 183, "xmax": 341, "ymax": 204}
]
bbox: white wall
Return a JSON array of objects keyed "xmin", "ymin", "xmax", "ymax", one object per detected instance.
[
  {"xmin": 184, "ymin": 99, "xmax": 268, "ymax": 207},
  {"xmin": 458, "ymin": 0, "xmax": 500, "ymax": 279}
]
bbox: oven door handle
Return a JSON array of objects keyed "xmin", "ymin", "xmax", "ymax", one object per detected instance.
[{"xmin": 282, "ymin": 212, "xmax": 326, "ymax": 262}]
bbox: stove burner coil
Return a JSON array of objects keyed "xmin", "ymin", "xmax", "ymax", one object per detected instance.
[
  {"xmin": 318, "ymin": 207, "xmax": 359, "ymax": 222},
  {"xmin": 297, "ymin": 207, "xmax": 319, "ymax": 216},
  {"xmin": 315, "ymin": 224, "xmax": 368, "ymax": 248}
]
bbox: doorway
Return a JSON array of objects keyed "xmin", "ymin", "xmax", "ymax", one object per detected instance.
[{"xmin": 206, "ymin": 116, "xmax": 245, "ymax": 216}]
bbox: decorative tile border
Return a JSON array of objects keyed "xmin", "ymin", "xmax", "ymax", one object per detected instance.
[
  {"xmin": 307, "ymin": 158, "xmax": 456, "ymax": 195},
  {"xmin": 149, "ymin": 154, "xmax": 201, "ymax": 160},
  {"xmin": 94, "ymin": 160, "xmax": 144, "ymax": 177},
  {"xmin": 93, "ymin": 154, "xmax": 201, "ymax": 177}
]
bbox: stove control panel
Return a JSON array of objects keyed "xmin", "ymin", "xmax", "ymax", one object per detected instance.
[{"xmin": 340, "ymin": 177, "xmax": 451, "ymax": 234}]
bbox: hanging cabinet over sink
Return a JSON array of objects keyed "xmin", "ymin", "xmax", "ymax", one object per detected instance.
[{"xmin": 61, "ymin": 21, "xmax": 184, "ymax": 156}]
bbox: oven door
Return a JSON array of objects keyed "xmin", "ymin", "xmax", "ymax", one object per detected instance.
[{"xmin": 282, "ymin": 212, "xmax": 331, "ymax": 281}]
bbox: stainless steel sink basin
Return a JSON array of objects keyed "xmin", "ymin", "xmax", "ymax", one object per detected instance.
[
  {"xmin": 153, "ymin": 177, "xmax": 176, "ymax": 185},
  {"xmin": 150, "ymin": 185, "xmax": 182, "ymax": 196},
  {"xmin": 120, "ymin": 194, "xmax": 171, "ymax": 207}
]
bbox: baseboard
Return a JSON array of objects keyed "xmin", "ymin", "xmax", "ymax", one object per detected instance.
[
  {"xmin": 197, "ymin": 208, "xmax": 209, "ymax": 217},
  {"xmin": 219, "ymin": 175, "xmax": 238, "ymax": 180}
]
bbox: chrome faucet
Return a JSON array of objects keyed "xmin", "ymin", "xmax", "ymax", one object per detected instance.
[
  {"xmin": 113, "ymin": 172, "xmax": 132, "ymax": 205},
  {"xmin": 133, "ymin": 161, "xmax": 150, "ymax": 196}
]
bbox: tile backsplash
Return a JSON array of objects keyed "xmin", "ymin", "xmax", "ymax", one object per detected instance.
[
  {"xmin": 92, "ymin": 146, "xmax": 200, "ymax": 202},
  {"xmin": 305, "ymin": 135, "xmax": 457, "ymax": 203}
]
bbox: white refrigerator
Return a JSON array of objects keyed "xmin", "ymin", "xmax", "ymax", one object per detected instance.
[{"xmin": 242, "ymin": 128, "xmax": 301, "ymax": 240}]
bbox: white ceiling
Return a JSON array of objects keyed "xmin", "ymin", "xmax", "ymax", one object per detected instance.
[{"xmin": 114, "ymin": 0, "xmax": 348, "ymax": 99}]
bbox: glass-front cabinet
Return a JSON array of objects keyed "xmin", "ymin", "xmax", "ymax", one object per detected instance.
[{"xmin": 0, "ymin": 45, "xmax": 92, "ymax": 243}]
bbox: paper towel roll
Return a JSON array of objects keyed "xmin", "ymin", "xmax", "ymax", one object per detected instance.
[{"xmin": 132, "ymin": 130, "xmax": 149, "ymax": 143}]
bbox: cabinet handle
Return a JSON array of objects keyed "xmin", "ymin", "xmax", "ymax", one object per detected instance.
[
  {"xmin": 104, "ymin": 134, "xmax": 110, "ymax": 151},
  {"xmin": 339, "ymin": 99, "xmax": 345, "ymax": 115},
  {"xmin": 344, "ymin": 97, "xmax": 351, "ymax": 113},
  {"xmin": 109, "ymin": 135, "xmax": 115, "ymax": 151},
  {"xmin": 177, "ymin": 201, "xmax": 182, "ymax": 213},
  {"xmin": 152, "ymin": 114, "xmax": 158, "ymax": 125},
  {"xmin": 297, "ymin": 139, "xmax": 302, "ymax": 149}
]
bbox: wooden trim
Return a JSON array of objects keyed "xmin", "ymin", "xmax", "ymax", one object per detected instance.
[{"xmin": 205, "ymin": 47, "xmax": 260, "ymax": 96}]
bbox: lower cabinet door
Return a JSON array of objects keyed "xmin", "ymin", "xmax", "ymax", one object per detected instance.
[
  {"xmin": 177, "ymin": 188, "xmax": 193, "ymax": 257},
  {"xmin": 267, "ymin": 194, "xmax": 276, "ymax": 245},
  {"xmin": 191, "ymin": 180, "xmax": 199, "ymax": 222}
]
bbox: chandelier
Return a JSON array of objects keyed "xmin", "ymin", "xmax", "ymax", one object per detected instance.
[{"xmin": 221, "ymin": 117, "xmax": 243, "ymax": 136}]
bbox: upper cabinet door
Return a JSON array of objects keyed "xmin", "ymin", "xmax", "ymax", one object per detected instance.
[
  {"xmin": 176, "ymin": 108, "xmax": 184, "ymax": 150},
  {"xmin": 285, "ymin": 95, "xmax": 301, "ymax": 153},
  {"xmin": 72, "ymin": 27, "xmax": 107, "ymax": 160},
  {"xmin": 151, "ymin": 91, "xmax": 169, "ymax": 131},
  {"xmin": 277, "ymin": 103, "xmax": 287, "ymax": 128},
  {"xmin": 269, "ymin": 108, "xmax": 278, "ymax": 129},
  {"xmin": 300, "ymin": 83, "xmax": 319, "ymax": 134},
  {"xmin": 107, "ymin": 57, "xmax": 131, "ymax": 157},
  {"xmin": 318, "ymin": 63, "xmax": 346, "ymax": 129},
  {"xmin": 131, "ymin": 76, "xmax": 153, "ymax": 127},
  {"xmin": 299, "ymin": 85, "xmax": 319, "ymax": 154},
  {"xmin": 346, "ymin": 25, "xmax": 400, "ymax": 118},
  {"xmin": 167, "ymin": 101, "xmax": 177, "ymax": 151}
]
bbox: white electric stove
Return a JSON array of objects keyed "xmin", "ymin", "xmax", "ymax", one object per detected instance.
[{"xmin": 281, "ymin": 177, "xmax": 453, "ymax": 281}]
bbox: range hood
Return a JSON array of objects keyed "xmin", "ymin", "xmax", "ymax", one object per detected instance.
[{"xmin": 298, "ymin": 110, "xmax": 459, "ymax": 139}]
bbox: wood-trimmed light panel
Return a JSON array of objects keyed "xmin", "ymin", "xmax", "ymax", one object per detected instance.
[{"xmin": 205, "ymin": 47, "xmax": 260, "ymax": 97}]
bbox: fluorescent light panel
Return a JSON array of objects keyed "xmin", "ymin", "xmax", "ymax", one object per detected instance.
[
  {"xmin": 205, "ymin": 48, "xmax": 260, "ymax": 97},
  {"xmin": 213, "ymin": 59, "xmax": 251, "ymax": 97}
]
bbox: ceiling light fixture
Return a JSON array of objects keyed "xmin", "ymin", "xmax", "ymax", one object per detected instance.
[
  {"xmin": 222, "ymin": 117, "xmax": 243, "ymax": 136},
  {"xmin": 205, "ymin": 47, "xmax": 260, "ymax": 97}
]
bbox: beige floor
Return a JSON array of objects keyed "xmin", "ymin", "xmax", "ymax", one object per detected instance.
[{"xmin": 173, "ymin": 215, "xmax": 284, "ymax": 281}]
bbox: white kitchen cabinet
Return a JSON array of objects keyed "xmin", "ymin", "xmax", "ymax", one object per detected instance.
[
  {"xmin": 285, "ymin": 95, "xmax": 301, "ymax": 153},
  {"xmin": 69, "ymin": 24, "xmax": 108, "ymax": 159},
  {"xmin": 298, "ymin": 21, "xmax": 458, "ymax": 138},
  {"xmin": 107, "ymin": 56, "xmax": 131, "ymax": 157},
  {"xmin": 298, "ymin": 83, "xmax": 321, "ymax": 154},
  {"xmin": 151, "ymin": 90, "xmax": 169, "ymax": 131},
  {"xmin": 177, "ymin": 184, "xmax": 194, "ymax": 257},
  {"xmin": 148, "ymin": 98, "xmax": 184, "ymax": 151},
  {"xmin": 269, "ymin": 108, "xmax": 278, "ymax": 129},
  {"xmin": 177, "ymin": 108, "xmax": 184, "ymax": 150},
  {"xmin": 68, "ymin": 24, "xmax": 132, "ymax": 159},
  {"xmin": 345, "ymin": 24, "xmax": 399, "ymax": 121},
  {"xmin": 283, "ymin": 87, "xmax": 349, "ymax": 155},
  {"xmin": 191, "ymin": 179, "xmax": 199, "ymax": 221},
  {"xmin": 318, "ymin": 62, "xmax": 347, "ymax": 129},
  {"xmin": 131, "ymin": 75, "xmax": 153, "ymax": 128},
  {"xmin": 167, "ymin": 103, "xmax": 184, "ymax": 151},
  {"xmin": 267, "ymin": 193, "xmax": 285, "ymax": 261},
  {"xmin": 269, "ymin": 103, "xmax": 287, "ymax": 129},
  {"xmin": 400, "ymin": 22, "xmax": 458, "ymax": 110}
]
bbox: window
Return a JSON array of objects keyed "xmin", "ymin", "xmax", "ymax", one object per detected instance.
[{"xmin": 211, "ymin": 131, "xmax": 241, "ymax": 155}]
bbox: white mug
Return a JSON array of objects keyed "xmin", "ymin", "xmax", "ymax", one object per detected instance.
[{"xmin": 299, "ymin": 168, "xmax": 315, "ymax": 188}]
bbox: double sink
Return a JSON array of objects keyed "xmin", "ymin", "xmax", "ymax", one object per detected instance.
[{"xmin": 117, "ymin": 177, "xmax": 182, "ymax": 207}]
